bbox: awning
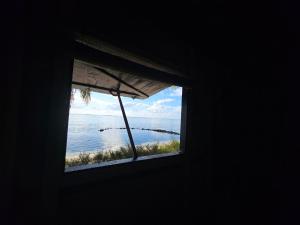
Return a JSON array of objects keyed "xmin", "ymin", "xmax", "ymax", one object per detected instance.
[{"xmin": 72, "ymin": 59, "xmax": 171, "ymax": 99}]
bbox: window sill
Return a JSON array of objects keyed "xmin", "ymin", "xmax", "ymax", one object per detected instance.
[{"xmin": 62, "ymin": 152, "xmax": 184, "ymax": 188}]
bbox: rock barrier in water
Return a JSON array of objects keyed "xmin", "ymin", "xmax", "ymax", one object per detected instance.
[{"xmin": 98, "ymin": 127, "xmax": 180, "ymax": 135}]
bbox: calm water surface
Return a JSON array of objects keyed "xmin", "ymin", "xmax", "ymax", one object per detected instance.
[{"xmin": 66, "ymin": 114, "xmax": 181, "ymax": 156}]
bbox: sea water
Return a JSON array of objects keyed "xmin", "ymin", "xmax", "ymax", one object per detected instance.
[{"xmin": 66, "ymin": 114, "xmax": 181, "ymax": 156}]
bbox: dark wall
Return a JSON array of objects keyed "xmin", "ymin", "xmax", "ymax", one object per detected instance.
[
  {"xmin": 3, "ymin": 1, "xmax": 293, "ymax": 225},
  {"xmin": 187, "ymin": 2, "xmax": 289, "ymax": 224}
]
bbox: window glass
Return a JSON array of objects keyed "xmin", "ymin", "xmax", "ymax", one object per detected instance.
[
  {"xmin": 125, "ymin": 86, "xmax": 182, "ymax": 157},
  {"xmin": 65, "ymin": 88, "xmax": 133, "ymax": 170},
  {"xmin": 65, "ymin": 85, "xmax": 182, "ymax": 171}
]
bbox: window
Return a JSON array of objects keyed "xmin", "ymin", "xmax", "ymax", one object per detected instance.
[{"xmin": 64, "ymin": 40, "xmax": 187, "ymax": 172}]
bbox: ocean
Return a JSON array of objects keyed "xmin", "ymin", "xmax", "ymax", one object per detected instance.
[{"xmin": 66, "ymin": 114, "xmax": 181, "ymax": 156}]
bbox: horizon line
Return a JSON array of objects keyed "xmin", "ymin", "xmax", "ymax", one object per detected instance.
[{"xmin": 69, "ymin": 113, "xmax": 180, "ymax": 120}]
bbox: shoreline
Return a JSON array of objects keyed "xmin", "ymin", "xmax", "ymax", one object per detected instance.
[{"xmin": 65, "ymin": 140, "xmax": 178, "ymax": 160}]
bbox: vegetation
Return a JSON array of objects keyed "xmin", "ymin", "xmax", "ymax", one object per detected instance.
[
  {"xmin": 70, "ymin": 87, "xmax": 91, "ymax": 105},
  {"xmin": 65, "ymin": 140, "xmax": 180, "ymax": 168}
]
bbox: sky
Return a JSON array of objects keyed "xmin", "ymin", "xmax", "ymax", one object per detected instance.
[{"xmin": 69, "ymin": 86, "xmax": 182, "ymax": 119}]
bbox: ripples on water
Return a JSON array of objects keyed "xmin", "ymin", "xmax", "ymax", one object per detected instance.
[{"xmin": 66, "ymin": 114, "xmax": 181, "ymax": 156}]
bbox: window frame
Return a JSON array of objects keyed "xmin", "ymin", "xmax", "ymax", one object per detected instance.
[{"xmin": 62, "ymin": 41, "xmax": 190, "ymax": 186}]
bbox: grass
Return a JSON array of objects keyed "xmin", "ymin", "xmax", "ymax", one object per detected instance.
[{"xmin": 65, "ymin": 140, "xmax": 180, "ymax": 168}]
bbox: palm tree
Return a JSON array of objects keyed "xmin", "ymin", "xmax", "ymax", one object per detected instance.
[{"xmin": 70, "ymin": 87, "xmax": 91, "ymax": 105}]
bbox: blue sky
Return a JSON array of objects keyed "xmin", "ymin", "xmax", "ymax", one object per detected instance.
[{"xmin": 70, "ymin": 86, "xmax": 182, "ymax": 119}]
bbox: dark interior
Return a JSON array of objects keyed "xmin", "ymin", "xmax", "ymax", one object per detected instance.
[{"xmin": 2, "ymin": 1, "xmax": 294, "ymax": 225}]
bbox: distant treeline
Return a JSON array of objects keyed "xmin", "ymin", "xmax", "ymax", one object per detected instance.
[{"xmin": 98, "ymin": 127, "xmax": 180, "ymax": 135}]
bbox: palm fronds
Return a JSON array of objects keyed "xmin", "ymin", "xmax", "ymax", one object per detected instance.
[
  {"xmin": 69, "ymin": 87, "xmax": 91, "ymax": 105},
  {"xmin": 80, "ymin": 88, "xmax": 91, "ymax": 104}
]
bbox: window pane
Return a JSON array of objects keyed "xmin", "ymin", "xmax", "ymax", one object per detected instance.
[
  {"xmin": 65, "ymin": 87, "xmax": 133, "ymax": 170},
  {"xmin": 125, "ymin": 86, "xmax": 182, "ymax": 157},
  {"xmin": 65, "ymin": 83, "xmax": 183, "ymax": 171}
]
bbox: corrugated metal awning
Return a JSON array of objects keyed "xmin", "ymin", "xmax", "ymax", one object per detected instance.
[{"xmin": 72, "ymin": 60, "xmax": 171, "ymax": 99}]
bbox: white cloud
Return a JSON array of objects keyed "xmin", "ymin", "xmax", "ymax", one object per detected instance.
[
  {"xmin": 170, "ymin": 87, "xmax": 182, "ymax": 97},
  {"xmin": 69, "ymin": 90, "xmax": 181, "ymax": 119},
  {"xmin": 146, "ymin": 98, "xmax": 174, "ymax": 113},
  {"xmin": 70, "ymin": 91, "xmax": 121, "ymax": 116},
  {"xmin": 155, "ymin": 98, "xmax": 174, "ymax": 104},
  {"xmin": 143, "ymin": 98, "xmax": 180, "ymax": 118}
]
